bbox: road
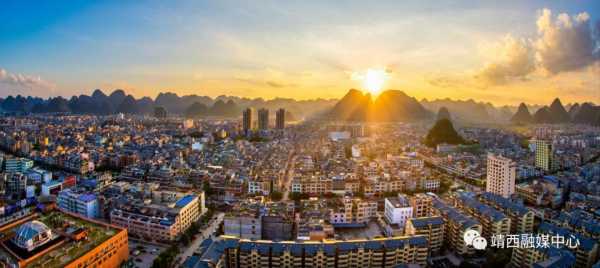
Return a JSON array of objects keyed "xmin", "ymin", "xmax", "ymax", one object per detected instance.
[
  {"xmin": 177, "ymin": 212, "xmax": 225, "ymax": 265},
  {"xmin": 281, "ymin": 153, "xmax": 296, "ymax": 201}
]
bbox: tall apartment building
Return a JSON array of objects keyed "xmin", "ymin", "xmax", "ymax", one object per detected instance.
[
  {"xmin": 275, "ymin": 108, "xmax": 285, "ymax": 129},
  {"xmin": 210, "ymin": 236, "xmax": 429, "ymax": 268},
  {"xmin": 405, "ymin": 216, "xmax": 445, "ymax": 255},
  {"xmin": 486, "ymin": 153, "xmax": 516, "ymax": 198},
  {"xmin": 57, "ymin": 188, "xmax": 100, "ymax": 219},
  {"xmin": 432, "ymin": 199, "xmax": 482, "ymax": 256},
  {"xmin": 242, "ymin": 108, "xmax": 253, "ymax": 133},
  {"xmin": 535, "ymin": 139, "xmax": 554, "ymax": 172},
  {"xmin": 258, "ymin": 108, "xmax": 269, "ymax": 130},
  {"xmin": 410, "ymin": 193, "xmax": 433, "ymax": 218}
]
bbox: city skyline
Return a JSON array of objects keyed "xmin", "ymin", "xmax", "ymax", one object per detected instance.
[{"xmin": 1, "ymin": 1, "xmax": 599, "ymax": 105}]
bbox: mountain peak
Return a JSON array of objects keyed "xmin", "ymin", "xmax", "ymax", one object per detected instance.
[
  {"xmin": 437, "ymin": 107, "xmax": 451, "ymax": 121},
  {"xmin": 510, "ymin": 102, "xmax": 533, "ymax": 124},
  {"xmin": 329, "ymin": 89, "xmax": 430, "ymax": 122},
  {"xmin": 91, "ymin": 89, "xmax": 106, "ymax": 99}
]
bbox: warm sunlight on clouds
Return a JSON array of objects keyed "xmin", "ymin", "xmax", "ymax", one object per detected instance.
[{"xmin": 1, "ymin": 2, "xmax": 598, "ymax": 105}]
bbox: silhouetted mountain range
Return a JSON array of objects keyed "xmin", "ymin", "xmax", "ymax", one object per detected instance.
[
  {"xmin": 328, "ymin": 89, "xmax": 432, "ymax": 122},
  {"xmin": 421, "ymin": 98, "xmax": 513, "ymax": 124},
  {"xmin": 2, "ymin": 88, "xmax": 597, "ymax": 125},
  {"xmin": 510, "ymin": 98, "xmax": 600, "ymax": 125},
  {"xmin": 0, "ymin": 89, "xmax": 336, "ymax": 119}
]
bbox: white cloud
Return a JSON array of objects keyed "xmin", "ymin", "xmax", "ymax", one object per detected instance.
[
  {"xmin": 534, "ymin": 8, "xmax": 599, "ymax": 74},
  {"xmin": 476, "ymin": 34, "xmax": 535, "ymax": 85},
  {"xmin": 473, "ymin": 8, "xmax": 599, "ymax": 86},
  {"xmin": 0, "ymin": 68, "xmax": 55, "ymax": 97}
]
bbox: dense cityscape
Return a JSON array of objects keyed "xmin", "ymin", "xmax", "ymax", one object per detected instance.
[
  {"xmin": 0, "ymin": 87, "xmax": 599, "ymax": 268},
  {"xmin": 2, "ymin": 1, "xmax": 600, "ymax": 268}
]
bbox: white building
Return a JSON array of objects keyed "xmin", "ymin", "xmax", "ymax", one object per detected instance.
[
  {"xmin": 486, "ymin": 153, "xmax": 516, "ymax": 198},
  {"xmin": 384, "ymin": 194, "xmax": 413, "ymax": 230}
]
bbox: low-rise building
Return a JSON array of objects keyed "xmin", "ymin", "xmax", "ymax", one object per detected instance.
[
  {"xmin": 432, "ymin": 199, "xmax": 482, "ymax": 256},
  {"xmin": 453, "ymin": 192, "xmax": 511, "ymax": 240},
  {"xmin": 0, "ymin": 209, "xmax": 129, "ymax": 268},
  {"xmin": 57, "ymin": 188, "xmax": 100, "ymax": 219},
  {"xmin": 405, "ymin": 216, "xmax": 445, "ymax": 255},
  {"xmin": 110, "ymin": 193, "xmax": 203, "ymax": 242}
]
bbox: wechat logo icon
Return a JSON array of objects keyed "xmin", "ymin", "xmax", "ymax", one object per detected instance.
[{"xmin": 463, "ymin": 230, "xmax": 487, "ymax": 250}]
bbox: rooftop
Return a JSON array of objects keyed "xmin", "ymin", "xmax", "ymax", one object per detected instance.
[{"xmin": 0, "ymin": 210, "xmax": 122, "ymax": 268}]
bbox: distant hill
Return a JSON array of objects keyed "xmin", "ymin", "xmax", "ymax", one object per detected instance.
[
  {"xmin": 509, "ymin": 98, "xmax": 600, "ymax": 125},
  {"xmin": 423, "ymin": 118, "xmax": 466, "ymax": 148},
  {"xmin": 572, "ymin": 103, "xmax": 600, "ymax": 124},
  {"xmin": 0, "ymin": 89, "xmax": 336, "ymax": 119},
  {"xmin": 437, "ymin": 107, "xmax": 451, "ymax": 121},
  {"xmin": 328, "ymin": 89, "xmax": 372, "ymax": 121},
  {"xmin": 421, "ymin": 98, "xmax": 511, "ymax": 124},
  {"xmin": 328, "ymin": 89, "xmax": 431, "ymax": 122},
  {"xmin": 533, "ymin": 106, "xmax": 553, "ymax": 123},
  {"xmin": 510, "ymin": 103, "xmax": 533, "ymax": 124},
  {"xmin": 548, "ymin": 98, "xmax": 570, "ymax": 123}
]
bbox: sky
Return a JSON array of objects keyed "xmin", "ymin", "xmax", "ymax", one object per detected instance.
[{"xmin": 0, "ymin": 0, "xmax": 599, "ymax": 105}]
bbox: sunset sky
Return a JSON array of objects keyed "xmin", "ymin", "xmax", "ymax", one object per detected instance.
[{"xmin": 1, "ymin": 1, "xmax": 599, "ymax": 105}]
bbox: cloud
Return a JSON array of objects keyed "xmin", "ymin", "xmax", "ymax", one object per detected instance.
[
  {"xmin": 476, "ymin": 34, "xmax": 535, "ymax": 85},
  {"xmin": 472, "ymin": 8, "xmax": 599, "ymax": 86},
  {"xmin": 534, "ymin": 8, "xmax": 599, "ymax": 74},
  {"xmin": 0, "ymin": 68, "xmax": 55, "ymax": 96}
]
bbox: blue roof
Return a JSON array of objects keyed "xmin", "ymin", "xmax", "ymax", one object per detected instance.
[
  {"xmin": 538, "ymin": 222, "xmax": 597, "ymax": 252},
  {"xmin": 556, "ymin": 210, "xmax": 600, "ymax": 237},
  {"xmin": 78, "ymin": 193, "xmax": 96, "ymax": 202},
  {"xmin": 479, "ymin": 192, "xmax": 530, "ymax": 216},
  {"xmin": 159, "ymin": 219, "xmax": 173, "ymax": 226},
  {"xmin": 409, "ymin": 216, "xmax": 444, "ymax": 228},
  {"xmin": 364, "ymin": 240, "xmax": 383, "ymax": 250},
  {"xmin": 215, "ymin": 235, "xmax": 429, "ymax": 259},
  {"xmin": 332, "ymin": 222, "xmax": 367, "ymax": 228},
  {"xmin": 175, "ymin": 195, "xmax": 197, "ymax": 208},
  {"xmin": 433, "ymin": 199, "xmax": 479, "ymax": 229},
  {"xmin": 182, "ymin": 255, "xmax": 200, "ymax": 268},
  {"xmin": 533, "ymin": 246, "xmax": 575, "ymax": 268},
  {"xmin": 456, "ymin": 193, "xmax": 506, "ymax": 222}
]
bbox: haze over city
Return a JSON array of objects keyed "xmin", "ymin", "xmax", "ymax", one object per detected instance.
[{"xmin": 1, "ymin": 1, "xmax": 599, "ymax": 105}]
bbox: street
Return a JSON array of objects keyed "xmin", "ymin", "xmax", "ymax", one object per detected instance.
[
  {"xmin": 281, "ymin": 152, "xmax": 296, "ymax": 201},
  {"xmin": 177, "ymin": 212, "xmax": 225, "ymax": 265}
]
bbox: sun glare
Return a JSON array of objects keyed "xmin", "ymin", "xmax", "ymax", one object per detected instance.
[{"xmin": 353, "ymin": 68, "xmax": 389, "ymax": 95}]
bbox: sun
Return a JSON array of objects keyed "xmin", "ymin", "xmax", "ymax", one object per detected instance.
[{"xmin": 353, "ymin": 68, "xmax": 389, "ymax": 95}]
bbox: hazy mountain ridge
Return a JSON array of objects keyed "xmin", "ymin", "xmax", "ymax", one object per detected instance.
[
  {"xmin": 0, "ymin": 89, "xmax": 337, "ymax": 119},
  {"xmin": 328, "ymin": 89, "xmax": 432, "ymax": 122},
  {"xmin": 512, "ymin": 98, "xmax": 600, "ymax": 125},
  {"xmin": 2, "ymin": 89, "xmax": 597, "ymax": 125}
]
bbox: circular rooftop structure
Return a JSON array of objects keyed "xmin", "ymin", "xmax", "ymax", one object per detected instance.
[{"xmin": 12, "ymin": 220, "xmax": 53, "ymax": 251}]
